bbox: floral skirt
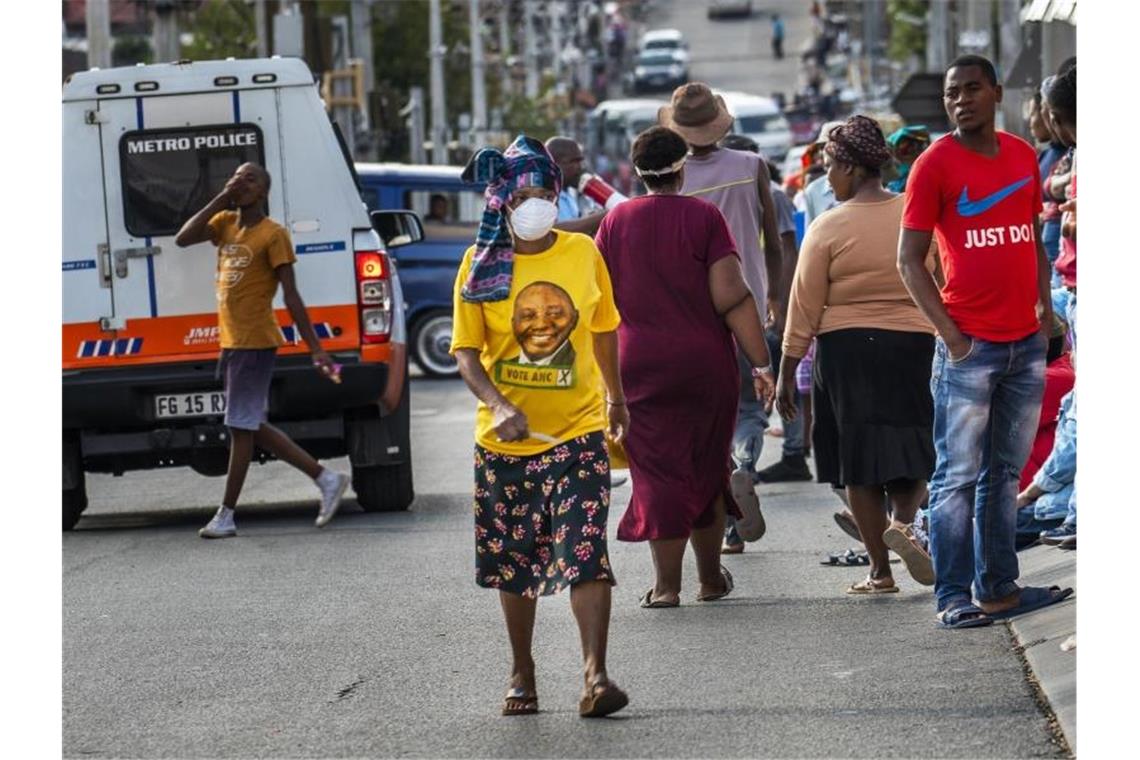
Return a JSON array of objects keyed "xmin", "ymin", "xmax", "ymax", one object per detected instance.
[{"xmin": 473, "ymin": 431, "xmax": 616, "ymax": 598}]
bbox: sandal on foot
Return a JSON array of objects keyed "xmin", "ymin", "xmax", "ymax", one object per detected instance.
[
  {"xmin": 639, "ymin": 588, "xmax": 679, "ymax": 609},
  {"xmin": 882, "ymin": 524, "xmax": 935, "ymax": 586},
  {"xmin": 846, "ymin": 575, "xmax": 899, "ymax": 595},
  {"xmin": 984, "ymin": 586, "xmax": 1074, "ymax": 621},
  {"xmin": 696, "ymin": 566, "xmax": 734, "ymax": 602},
  {"xmin": 502, "ymin": 687, "xmax": 538, "ymax": 716},
  {"xmin": 833, "ymin": 510, "xmax": 863, "ymax": 543},
  {"xmin": 937, "ymin": 603, "xmax": 993, "ymax": 629},
  {"xmin": 579, "ymin": 679, "xmax": 629, "ymax": 718},
  {"xmin": 721, "ymin": 541, "xmax": 744, "ymax": 555}
]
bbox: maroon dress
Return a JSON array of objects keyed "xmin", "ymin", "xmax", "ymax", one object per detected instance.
[{"xmin": 594, "ymin": 195, "xmax": 743, "ymax": 541}]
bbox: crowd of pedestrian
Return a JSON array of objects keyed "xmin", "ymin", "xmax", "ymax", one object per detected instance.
[{"xmin": 449, "ymin": 52, "xmax": 1075, "ymax": 715}]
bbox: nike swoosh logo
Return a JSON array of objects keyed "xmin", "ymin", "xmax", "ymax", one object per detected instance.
[{"xmin": 957, "ymin": 177, "xmax": 1032, "ymax": 217}]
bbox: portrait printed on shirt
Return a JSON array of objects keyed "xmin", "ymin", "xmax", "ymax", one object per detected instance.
[{"xmin": 495, "ymin": 281, "xmax": 579, "ymax": 390}]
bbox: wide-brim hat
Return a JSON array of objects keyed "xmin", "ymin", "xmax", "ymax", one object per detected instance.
[{"xmin": 658, "ymin": 83, "xmax": 734, "ymax": 147}]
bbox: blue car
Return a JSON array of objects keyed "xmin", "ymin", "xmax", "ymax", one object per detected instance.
[{"xmin": 357, "ymin": 163, "xmax": 486, "ymax": 377}]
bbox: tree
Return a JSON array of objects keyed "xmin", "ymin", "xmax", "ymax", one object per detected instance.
[
  {"xmin": 113, "ymin": 36, "xmax": 153, "ymax": 67},
  {"xmin": 887, "ymin": 0, "xmax": 928, "ymax": 64},
  {"xmin": 181, "ymin": 0, "xmax": 258, "ymax": 61}
]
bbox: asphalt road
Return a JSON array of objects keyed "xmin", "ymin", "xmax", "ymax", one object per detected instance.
[
  {"xmin": 64, "ymin": 377, "xmax": 1065, "ymax": 758},
  {"xmin": 646, "ymin": 0, "xmax": 814, "ymax": 98}
]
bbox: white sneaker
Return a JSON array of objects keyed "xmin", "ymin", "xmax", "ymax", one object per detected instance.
[
  {"xmin": 199, "ymin": 506, "xmax": 237, "ymax": 539},
  {"xmin": 731, "ymin": 468, "xmax": 766, "ymax": 542},
  {"xmin": 315, "ymin": 470, "xmax": 350, "ymax": 528}
]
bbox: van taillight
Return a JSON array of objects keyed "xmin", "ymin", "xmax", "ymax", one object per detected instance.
[{"xmin": 355, "ymin": 250, "xmax": 391, "ymax": 344}]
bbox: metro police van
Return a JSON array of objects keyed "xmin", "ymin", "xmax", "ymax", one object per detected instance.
[{"xmin": 62, "ymin": 57, "xmax": 423, "ymax": 530}]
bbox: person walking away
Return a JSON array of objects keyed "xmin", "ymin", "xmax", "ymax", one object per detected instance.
[
  {"xmin": 595, "ymin": 126, "xmax": 774, "ymax": 606},
  {"xmin": 174, "ymin": 164, "xmax": 350, "ymax": 538},
  {"xmin": 659, "ymin": 83, "xmax": 784, "ymax": 545},
  {"xmin": 449, "ymin": 135, "xmax": 629, "ymax": 718},
  {"xmin": 897, "ymin": 55, "xmax": 1073, "ymax": 629},
  {"xmin": 718, "ymin": 134, "xmax": 804, "ymax": 551},
  {"xmin": 546, "ymin": 136, "xmax": 609, "ymax": 236},
  {"xmin": 777, "ymin": 116, "xmax": 936, "ymax": 593},
  {"xmin": 771, "ymin": 13, "xmax": 785, "ymax": 60}
]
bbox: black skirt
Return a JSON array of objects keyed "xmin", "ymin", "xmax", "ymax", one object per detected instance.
[{"xmin": 812, "ymin": 328, "xmax": 935, "ymax": 488}]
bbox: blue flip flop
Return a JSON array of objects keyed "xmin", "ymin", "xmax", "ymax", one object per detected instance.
[
  {"xmin": 937, "ymin": 603, "xmax": 994, "ymax": 629},
  {"xmin": 986, "ymin": 586, "xmax": 1074, "ymax": 621}
]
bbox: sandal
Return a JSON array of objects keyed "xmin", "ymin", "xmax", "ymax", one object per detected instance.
[
  {"xmin": 936, "ymin": 603, "xmax": 993, "ymax": 629},
  {"xmin": 833, "ymin": 510, "xmax": 863, "ymax": 542},
  {"xmin": 579, "ymin": 678, "xmax": 629, "ymax": 718},
  {"xmin": 639, "ymin": 588, "xmax": 680, "ymax": 609},
  {"xmin": 882, "ymin": 523, "xmax": 935, "ymax": 586},
  {"xmin": 502, "ymin": 686, "xmax": 538, "ymax": 716},
  {"xmin": 696, "ymin": 565, "xmax": 734, "ymax": 602},
  {"xmin": 846, "ymin": 575, "xmax": 898, "ymax": 595},
  {"xmin": 820, "ymin": 548, "xmax": 870, "ymax": 566}
]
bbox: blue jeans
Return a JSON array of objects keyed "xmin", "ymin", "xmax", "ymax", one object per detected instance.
[
  {"xmin": 1030, "ymin": 389, "xmax": 1076, "ymax": 522},
  {"xmin": 928, "ymin": 331, "xmax": 1047, "ymax": 611},
  {"xmin": 732, "ymin": 397, "xmax": 770, "ymax": 477},
  {"xmin": 763, "ymin": 328, "xmax": 806, "ymax": 458}
]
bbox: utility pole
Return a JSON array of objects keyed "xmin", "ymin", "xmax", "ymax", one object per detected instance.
[
  {"xmin": 469, "ymin": 0, "xmax": 488, "ymax": 148},
  {"xmin": 524, "ymin": 0, "xmax": 539, "ymax": 98},
  {"xmin": 404, "ymin": 87, "xmax": 427, "ymax": 164},
  {"xmin": 428, "ymin": 0, "xmax": 449, "ymax": 164},
  {"xmin": 350, "ymin": 0, "xmax": 375, "ymax": 159},
  {"xmin": 926, "ymin": 0, "xmax": 950, "ymax": 73},
  {"xmin": 499, "ymin": 0, "xmax": 512, "ymax": 61},
  {"xmin": 549, "ymin": 2, "xmax": 563, "ymax": 82},
  {"xmin": 85, "ymin": 0, "xmax": 112, "ymax": 69},
  {"xmin": 153, "ymin": 0, "xmax": 181, "ymax": 62},
  {"xmin": 254, "ymin": 0, "xmax": 268, "ymax": 58}
]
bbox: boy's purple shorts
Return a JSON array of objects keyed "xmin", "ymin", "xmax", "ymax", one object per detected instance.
[{"xmin": 219, "ymin": 348, "xmax": 276, "ymax": 431}]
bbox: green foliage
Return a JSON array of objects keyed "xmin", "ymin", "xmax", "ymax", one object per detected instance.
[
  {"xmin": 182, "ymin": 0, "xmax": 258, "ymax": 61},
  {"xmin": 887, "ymin": 0, "xmax": 928, "ymax": 63},
  {"xmin": 112, "ymin": 36, "xmax": 153, "ymax": 67}
]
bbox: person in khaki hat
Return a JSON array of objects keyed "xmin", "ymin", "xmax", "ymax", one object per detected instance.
[{"xmin": 659, "ymin": 82, "xmax": 785, "ymax": 553}]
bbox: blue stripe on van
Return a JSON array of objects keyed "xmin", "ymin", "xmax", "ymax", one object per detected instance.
[
  {"xmin": 232, "ymin": 90, "xmax": 241, "ymax": 122},
  {"xmin": 296, "ymin": 241, "xmax": 346, "ymax": 255},
  {"xmin": 63, "ymin": 260, "xmax": 97, "ymax": 271},
  {"xmin": 135, "ymin": 97, "xmax": 159, "ymax": 318}
]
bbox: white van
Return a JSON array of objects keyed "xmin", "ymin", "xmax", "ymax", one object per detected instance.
[
  {"xmin": 62, "ymin": 57, "xmax": 421, "ymax": 530},
  {"xmin": 718, "ymin": 91, "xmax": 794, "ymax": 161}
]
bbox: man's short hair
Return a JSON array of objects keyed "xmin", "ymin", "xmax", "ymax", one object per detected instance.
[{"xmin": 947, "ymin": 54, "xmax": 998, "ymax": 87}]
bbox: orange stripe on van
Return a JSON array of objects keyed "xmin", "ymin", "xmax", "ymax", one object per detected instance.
[{"xmin": 63, "ymin": 305, "xmax": 368, "ymax": 370}]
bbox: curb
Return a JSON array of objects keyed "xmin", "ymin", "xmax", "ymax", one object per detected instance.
[{"xmin": 1007, "ymin": 543, "xmax": 1077, "ymax": 754}]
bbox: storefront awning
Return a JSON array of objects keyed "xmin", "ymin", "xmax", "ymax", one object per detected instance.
[{"xmin": 1021, "ymin": 0, "xmax": 1077, "ymax": 25}]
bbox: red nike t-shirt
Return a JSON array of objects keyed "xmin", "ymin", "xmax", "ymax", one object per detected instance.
[{"xmin": 902, "ymin": 131, "xmax": 1043, "ymax": 341}]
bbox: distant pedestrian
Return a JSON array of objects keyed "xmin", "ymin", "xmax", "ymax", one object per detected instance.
[
  {"xmin": 594, "ymin": 126, "xmax": 774, "ymax": 606},
  {"xmin": 771, "ymin": 13, "xmax": 785, "ymax": 59},
  {"xmin": 546, "ymin": 136, "xmax": 608, "ymax": 236},
  {"xmin": 450, "ymin": 135, "xmax": 629, "ymax": 718},
  {"xmin": 174, "ymin": 163, "xmax": 351, "ymax": 539},
  {"xmin": 778, "ymin": 116, "xmax": 936, "ymax": 594},
  {"xmin": 659, "ymin": 83, "xmax": 785, "ymax": 548},
  {"xmin": 898, "ymin": 55, "xmax": 1073, "ymax": 628},
  {"xmin": 885, "ymin": 125, "xmax": 931, "ymax": 193}
]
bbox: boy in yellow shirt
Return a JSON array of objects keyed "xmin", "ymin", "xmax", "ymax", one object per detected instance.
[{"xmin": 175, "ymin": 163, "xmax": 349, "ymax": 538}]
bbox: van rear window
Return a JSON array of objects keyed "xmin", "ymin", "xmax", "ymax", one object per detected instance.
[{"xmin": 118, "ymin": 124, "xmax": 265, "ymax": 237}]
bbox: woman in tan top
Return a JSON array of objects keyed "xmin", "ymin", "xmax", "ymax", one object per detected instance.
[{"xmin": 777, "ymin": 116, "xmax": 936, "ymax": 594}]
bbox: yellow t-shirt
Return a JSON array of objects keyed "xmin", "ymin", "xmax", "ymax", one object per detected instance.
[
  {"xmin": 207, "ymin": 211, "xmax": 298, "ymax": 349},
  {"xmin": 450, "ymin": 231, "xmax": 621, "ymax": 456}
]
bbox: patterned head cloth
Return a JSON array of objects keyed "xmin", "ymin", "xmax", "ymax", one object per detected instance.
[
  {"xmin": 824, "ymin": 115, "xmax": 892, "ymax": 171},
  {"xmin": 459, "ymin": 134, "xmax": 563, "ymax": 303}
]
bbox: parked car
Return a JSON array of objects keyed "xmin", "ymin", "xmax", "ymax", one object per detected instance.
[
  {"xmin": 356, "ymin": 163, "xmax": 486, "ymax": 378},
  {"xmin": 627, "ymin": 51, "xmax": 689, "ymax": 94},
  {"xmin": 719, "ymin": 91, "xmax": 794, "ymax": 162},
  {"xmin": 638, "ymin": 28, "xmax": 689, "ymax": 62},
  {"xmin": 62, "ymin": 58, "xmax": 419, "ymax": 530},
  {"xmin": 708, "ymin": 0, "xmax": 753, "ymax": 19}
]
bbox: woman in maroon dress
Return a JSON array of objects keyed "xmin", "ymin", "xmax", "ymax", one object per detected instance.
[{"xmin": 594, "ymin": 126, "xmax": 775, "ymax": 607}]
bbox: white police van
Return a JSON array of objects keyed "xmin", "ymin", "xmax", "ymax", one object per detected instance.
[{"xmin": 62, "ymin": 57, "xmax": 422, "ymax": 530}]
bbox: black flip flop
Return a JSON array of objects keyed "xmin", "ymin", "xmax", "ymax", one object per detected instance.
[{"xmin": 820, "ymin": 548, "xmax": 870, "ymax": 566}]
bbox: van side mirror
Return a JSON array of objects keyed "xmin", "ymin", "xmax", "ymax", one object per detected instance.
[{"xmin": 370, "ymin": 210, "xmax": 425, "ymax": 249}]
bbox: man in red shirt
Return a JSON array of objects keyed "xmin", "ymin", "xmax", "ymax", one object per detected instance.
[{"xmin": 898, "ymin": 55, "xmax": 1073, "ymax": 629}]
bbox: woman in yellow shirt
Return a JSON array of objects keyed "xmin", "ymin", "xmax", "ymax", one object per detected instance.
[{"xmin": 450, "ymin": 135, "xmax": 629, "ymax": 719}]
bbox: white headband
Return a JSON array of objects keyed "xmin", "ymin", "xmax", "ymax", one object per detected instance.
[{"xmin": 635, "ymin": 155, "xmax": 688, "ymax": 178}]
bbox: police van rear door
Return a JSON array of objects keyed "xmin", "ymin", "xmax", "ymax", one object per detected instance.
[{"xmin": 93, "ymin": 88, "xmax": 278, "ymax": 366}]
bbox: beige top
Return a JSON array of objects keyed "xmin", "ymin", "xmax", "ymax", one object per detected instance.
[{"xmin": 783, "ymin": 195, "xmax": 934, "ymax": 358}]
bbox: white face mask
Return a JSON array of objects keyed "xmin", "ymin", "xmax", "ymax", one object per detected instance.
[{"xmin": 507, "ymin": 197, "xmax": 559, "ymax": 241}]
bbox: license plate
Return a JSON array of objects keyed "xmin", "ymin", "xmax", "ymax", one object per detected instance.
[{"xmin": 154, "ymin": 391, "xmax": 227, "ymax": 419}]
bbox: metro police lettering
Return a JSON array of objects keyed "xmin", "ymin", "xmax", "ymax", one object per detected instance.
[{"xmin": 124, "ymin": 132, "xmax": 257, "ymax": 154}]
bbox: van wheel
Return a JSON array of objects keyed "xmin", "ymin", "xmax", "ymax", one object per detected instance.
[
  {"xmin": 410, "ymin": 310, "xmax": 458, "ymax": 377},
  {"xmin": 353, "ymin": 459, "xmax": 414, "ymax": 512},
  {"xmin": 63, "ymin": 435, "xmax": 87, "ymax": 531}
]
